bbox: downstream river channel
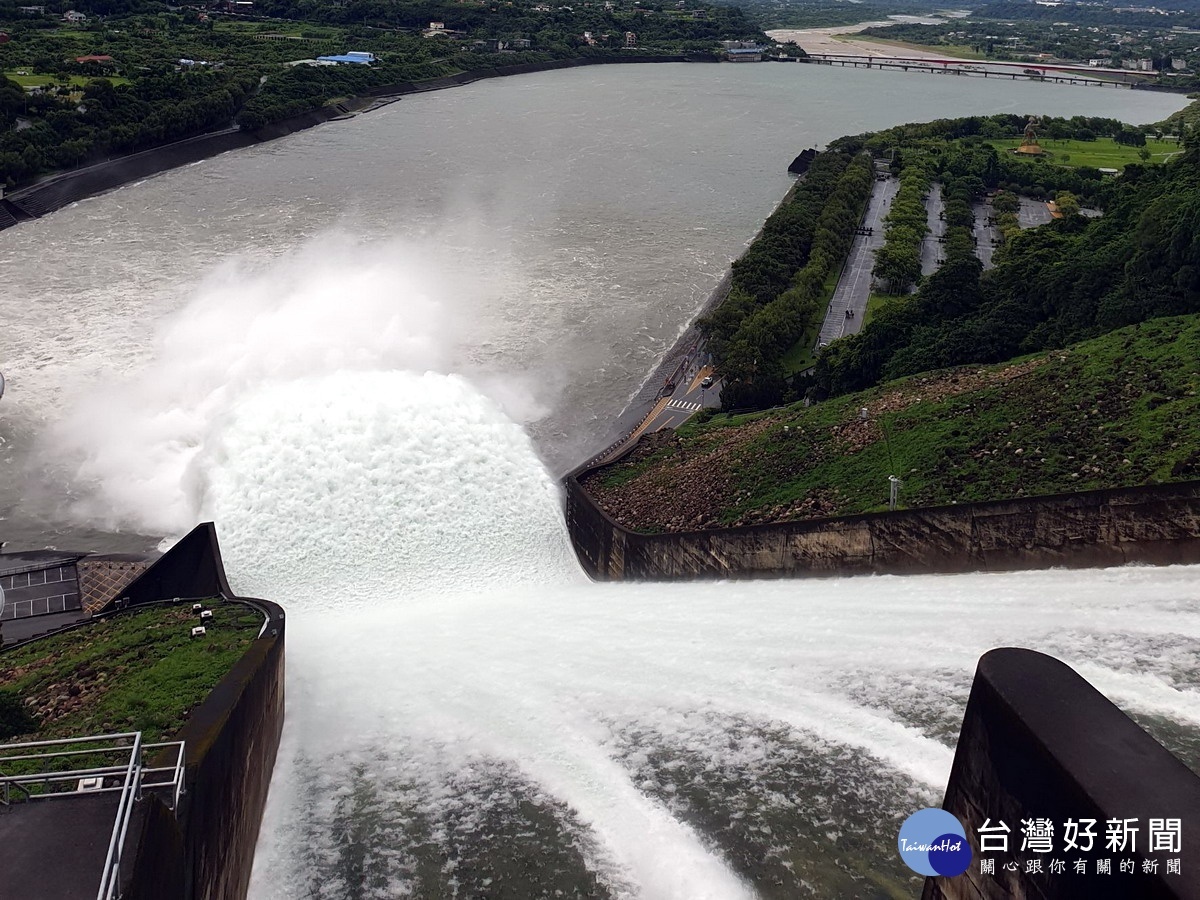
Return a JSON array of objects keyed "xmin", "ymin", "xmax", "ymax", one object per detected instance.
[{"xmin": 0, "ymin": 62, "xmax": 1195, "ymax": 900}]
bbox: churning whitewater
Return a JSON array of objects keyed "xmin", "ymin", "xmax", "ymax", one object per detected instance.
[
  {"xmin": 2, "ymin": 63, "xmax": 1197, "ymax": 899},
  {"xmin": 17, "ymin": 226, "xmax": 1200, "ymax": 898},
  {"xmin": 220, "ymin": 366, "xmax": 1200, "ymax": 900},
  {"xmin": 170, "ymin": 258, "xmax": 1199, "ymax": 900}
]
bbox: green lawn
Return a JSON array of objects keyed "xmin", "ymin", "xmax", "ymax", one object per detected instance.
[
  {"xmin": 0, "ymin": 602, "xmax": 260, "ymax": 743},
  {"xmin": 988, "ymin": 136, "xmax": 1182, "ymax": 169},
  {"xmin": 781, "ymin": 325, "xmax": 820, "ymax": 375},
  {"xmin": 5, "ymin": 71, "xmax": 130, "ymax": 88}
]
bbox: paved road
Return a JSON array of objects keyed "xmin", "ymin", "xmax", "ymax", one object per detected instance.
[
  {"xmin": 1018, "ymin": 196, "xmax": 1053, "ymax": 229},
  {"xmin": 589, "ymin": 361, "xmax": 722, "ymax": 465},
  {"xmin": 652, "ymin": 364, "xmax": 722, "ymax": 432},
  {"xmin": 920, "ymin": 182, "xmax": 946, "ymax": 277},
  {"xmin": 817, "ymin": 174, "xmax": 899, "ymax": 345},
  {"xmin": 973, "ymin": 200, "xmax": 1000, "ymax": 270},
  {"xmin": 0, "ymin": 609, "xmax": 90, "ymax": 647}
]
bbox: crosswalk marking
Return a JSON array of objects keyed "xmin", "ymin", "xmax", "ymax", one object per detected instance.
[{"xmin": 667, "ymin": 400, "xmax": 702, "ymax": 412}]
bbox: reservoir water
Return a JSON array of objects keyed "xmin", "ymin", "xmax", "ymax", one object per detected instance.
[{"xmin": 0, "ymin": 63, "xmax": 1196, "ymax": 898}]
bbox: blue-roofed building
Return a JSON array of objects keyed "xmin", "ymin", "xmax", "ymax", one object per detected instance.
[
  {"xmin": 316, "ymin": 51, "xmax": 376, "ymax": 64},
  {"xmin": 726, "ymin": 46, "xmax": 762, "ymax": 61}
]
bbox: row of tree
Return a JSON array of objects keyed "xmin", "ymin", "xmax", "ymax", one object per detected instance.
[
  {"xmin": 871, "ymin": 158, "xmax": 930, "ymax": 295},
  {"xmin": 701, "ymin": 152, "xmax": 876, "ymax": 410},
  {"xmin": 807, "ymin": 120, "xmax": 1200, "ymax": 400}
]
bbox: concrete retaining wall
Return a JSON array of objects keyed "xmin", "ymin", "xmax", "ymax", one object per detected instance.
[
  {"xmin": 923, "ymin": 649, "xmax": 1200, "ymax": 900},
  {"xmin": 564, "ymin": 477, "xmax": 1200, "ymax": 580},
  {"xmin": 116, "ymin": 523, "xmax": 285, "ymax": 900}
]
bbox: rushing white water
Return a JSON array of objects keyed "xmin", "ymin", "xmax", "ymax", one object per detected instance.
[
  {"xmin": 219, "ymin": 363, "xmax": 1200, "ymax": 899},
  {"xmin": 1, "ymin": 64, "xmax": 1196, "ymax": 899},
  {"xmin": 143, "ymin": 265, "xmax": 1194, "ymax": 897},
  {"xmin": 16, "ymin": 217, "xmax": 1200, "ymax": 900}
]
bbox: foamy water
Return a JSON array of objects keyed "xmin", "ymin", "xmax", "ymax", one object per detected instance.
[
  {"xmin": 16, "ymin": 224, "xmax": 1200, "ymax": 898},
  {"xmin": 189, "ymin": 362, "xmax": 1200, "ymax": 899},
  {"xmin": 0, "ymin": 67, "xmax": 1194, "ymax": 889}
]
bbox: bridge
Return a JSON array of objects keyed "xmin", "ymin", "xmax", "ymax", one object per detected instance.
[{"xmin": 805, "ymin": 53, "xmax": 1155, "ymax": 88}]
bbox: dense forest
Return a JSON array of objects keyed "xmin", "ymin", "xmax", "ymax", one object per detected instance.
[
  {"xmin": 698, "ymin": 151, "xmax": 875, "ymax": 410},
  {"xmin": 699, "ymin": 112, "xmax": 1200, "ymax": 412},
  {"xmin": 811, "ymin": 119, "xmax": 1200, "ymax": 399},
  {"xmin": 975, "ymin": 1, "xmax": 1200, "ymax": 29}
]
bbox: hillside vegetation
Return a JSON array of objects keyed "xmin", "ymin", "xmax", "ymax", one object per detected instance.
[
  {"xmin": 812, "ymin": 120, "xmax": 1200, "ymax": 401},
  {"xmin": 0, "ymin": 602, "xmax": 260, "ymax": 742},
  {"xmin": 581, "ymin": 316, "xmax": 1200, "ymax": 532}
]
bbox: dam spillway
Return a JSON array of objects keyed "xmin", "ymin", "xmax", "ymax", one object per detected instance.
[{"xmin": 0, "ymin": 64, "xmax": 1195, "ymax": 899}]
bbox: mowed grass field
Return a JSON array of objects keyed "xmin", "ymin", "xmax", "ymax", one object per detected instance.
[
  {"xmin": 5, "ymin": 70, "xmax": 130, "ymax": 87},
  {"xmin": 989, "ymin": 136, "xmax": 1183, "ymax": 169}
]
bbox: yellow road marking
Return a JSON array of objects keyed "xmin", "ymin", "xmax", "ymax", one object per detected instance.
[
  {"xmin": 629, "ymin": 396, "xmax": 671, "ymax": 442},
  {"xmin": 687, "ymin": 365, "xmax": 713, "ymax": 393}
]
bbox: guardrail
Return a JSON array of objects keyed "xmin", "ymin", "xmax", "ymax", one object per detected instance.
[{"xmin": 0, "ymin": 732, "xmax": 186, "ymax": 900}]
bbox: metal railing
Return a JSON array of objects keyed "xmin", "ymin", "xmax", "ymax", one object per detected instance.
[{"xmin": 0, "ymin": 732, "xmax": 186, "ymax": 900}]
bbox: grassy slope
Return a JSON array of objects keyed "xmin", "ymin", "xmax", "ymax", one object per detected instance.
[
  {"xmin": 1, "ymin": 603, "xmax": 260, "ymax": 742},
  {"xmin": 582, "ymin": 315, "xmax": 1200, "ymax": 532},
  {"xmin": 989, "ymin": 137, "xmax": 1182, "ymax": 169},
  {"xmin": 5, "ymin": 71, "xmax": 130, "ymax": 87}
]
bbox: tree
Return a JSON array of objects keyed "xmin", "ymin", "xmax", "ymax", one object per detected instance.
[{"xmin": 1054, "ymin": 191, "xmax": 1080, "ymax": 218}]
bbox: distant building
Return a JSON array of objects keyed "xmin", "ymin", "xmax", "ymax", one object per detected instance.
[
  {"xmin": 479, "ymin": 38, "xmax": 530, "ymax": 50},
  {"xmin": 624, "ymin": 31, "xmax": 636, "ymax": 48},
  {"xmin": 1172, "ymin": 58, "xmax": 1187, "ymax": 69},
  {"xmin": 62, "ymin": 10, "xmax": 86, "ymax": 22},
  {"xmin": 725, "ymin": 43, "xmax": 763, "ymax": 61},
  {"xmin": 18, "ymin": 6, "xmax": 46, "ymax": 14},
  {"xmin": 315, "ymin": 51, "xmax": 375, "ymax": 64},
  {"xmin": 75, "ymin": 54, "xmax": 114, "ymax": 64}
]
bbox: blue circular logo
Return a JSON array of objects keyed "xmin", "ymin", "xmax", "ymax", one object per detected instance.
[{"xmin": 898, "ymin": 808, "xmax": 972, "ymax": 877}]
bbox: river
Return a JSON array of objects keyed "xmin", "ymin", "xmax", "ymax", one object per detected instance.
[{"xmin": 0, "ymin": 62, "xmax": 1195, "ymax": 899}]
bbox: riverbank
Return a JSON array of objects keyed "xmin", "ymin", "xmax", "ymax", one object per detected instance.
[
  {"xmin": 568, "ymin": 166, "xmax": 819, "ymax": 474},
  {"xmin": 578, "ymin": 316, "xmax": 1200, "ymax": 532},
  {"xmin": 767, "ymin": 22, "xmax": 979, "ymax": 62},
  {"xmin": 0, "ymin": 53, "xmax": 707, "ymax": 232}
]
